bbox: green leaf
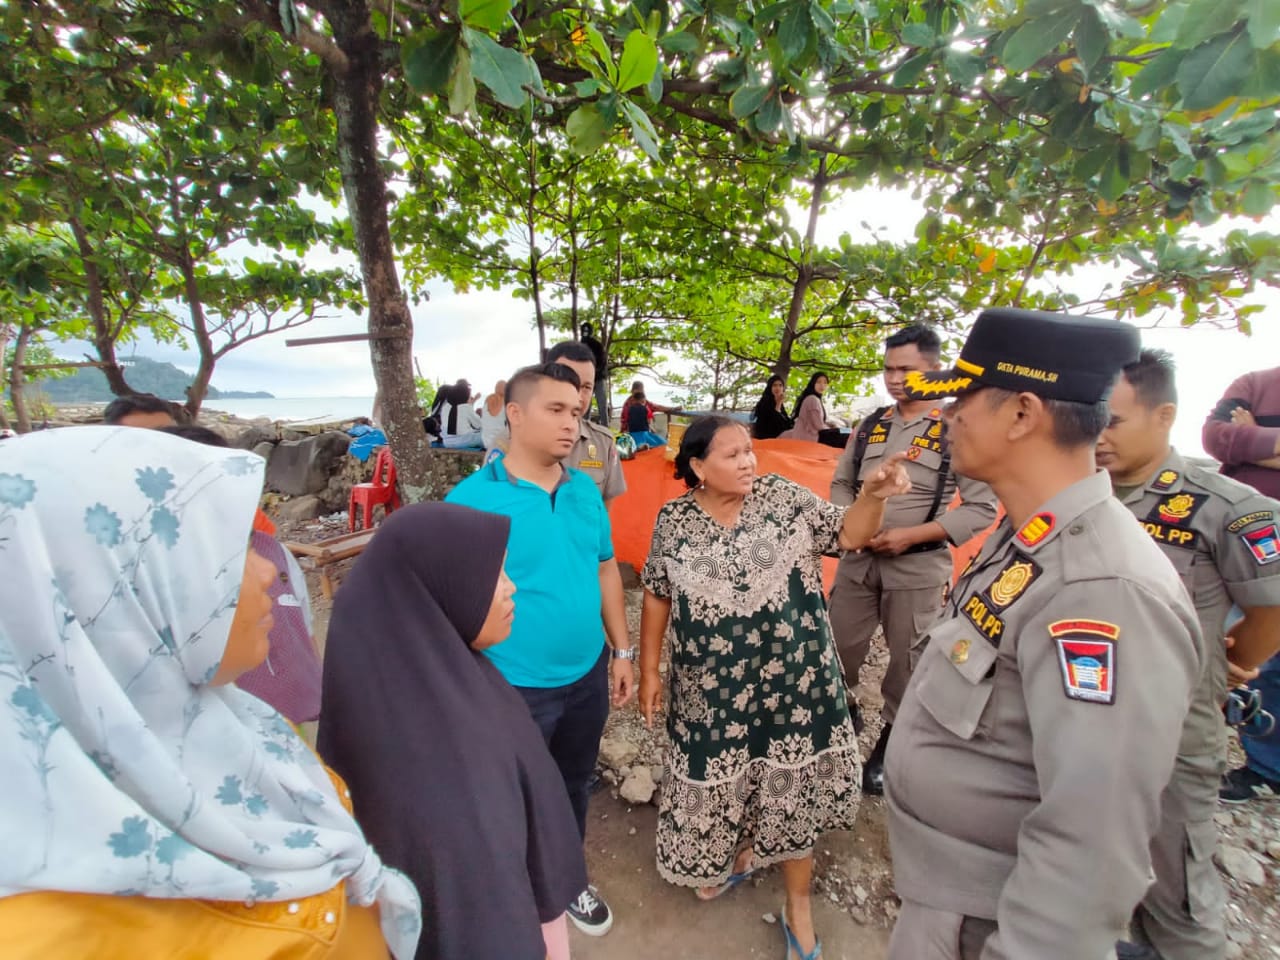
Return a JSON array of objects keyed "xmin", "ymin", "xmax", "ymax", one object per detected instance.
[
  {"xmin": 658, "ymin": 31, "xmax": 700, "ymax": 53},
  {"xmin": 1073, "ymin": 144, "xmax": 1112, "ymax": 180},
  {"xmin": 777, "ymin": 4, "xmax": 813, "ymax": 64},
  {"xmin": 1241, "ymin": 181, "xmax": 1275, "ymax": 217},
  {"xmin": 1073, "ymin": 8, "xmax": 1108, "ymax": 75},
  {"xmin": 860, "ymin": 100, "xmax": 882, "ymax": 130},
  {"xmin": 448, "ymin": 47, "xmax": 477, "ymax": 114},
  {"xmin": 617, "ymin": 30, "xmax": 658, "ymax": 92},
  {"xmin": 1247, "ymin": 0, "xmax": 1280, "ymax": 48},
  {"xmin": 945, "ymin": 51, "xmax": 986, "ymax": 86},
  {"xmin": 464, "ymin": 28, "xmax": 532, "ymax": 108},
  {"xmin": 1174, "ymin": 0, "xmax": 1244, "ymax": 50},
  {"xmin": 1129, "ymin": 46, "xmax": 1185, "ymax": 99},
  {"xmin": 1099, "ymin": 148, "xmax": 1131, "ymax": 201},
  {"xmin": 566, "ymin": 102, "xmax": 610, "ymax": 155},
  {"xmin": 1176, "ymin": 28, "xmax": 1254, "ymax": 111},
  {"xmin": 892, "ymin": 51, "xmax": 932, "ymax": 86},
  {"xmin": 729, "ymin": 82, "xmax": 770, "ymax": 118},
  {"xmin": 402, "ymin": 28, "xmax": 460, "ymax": 95},
  {"xmin": 1002, "ymin": 4, "xmax": 1081, "ymax": 73},
  {"xmin": 459, "ymin": 0, "xmax": 514, "ymax": 33},
  {"xmin": 646, "ymin": 61, "xmax": 664, "ymax": 103},
  {"xmin": 621, "ymin": 100, "xmax": 661, "ymax": 161},
  {"xmin": 755, "ymin": 90, "xmax": 783, "ymax": 133},
  {"xmin": 901, "ymin": 22, "xmax": 936, "ymax": 46}
]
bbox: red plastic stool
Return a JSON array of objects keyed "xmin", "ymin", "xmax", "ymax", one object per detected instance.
[{"xmin": 348, "ymin": 447, "xmax": 401, "ymax": 531}]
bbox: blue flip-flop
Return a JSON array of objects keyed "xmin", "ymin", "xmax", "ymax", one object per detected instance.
[
  {"xmin": 695, "ymin": 866, "xmax": 757, "ymax": 901},
  {"xmin": 780, "ymin": 904, "xmax": 823, "ymax": 960}
]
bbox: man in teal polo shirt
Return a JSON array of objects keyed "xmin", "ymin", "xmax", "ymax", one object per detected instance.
[{"xmin": 446, "ymin": 361, "xmax": 634, "ymax": 937}]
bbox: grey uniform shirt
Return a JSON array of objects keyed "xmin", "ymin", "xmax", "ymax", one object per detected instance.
[
  {"xmin": 567, "ymin": 418, "xmax": 626, "ymax": 502},
  {"xmin": 1118, "ymin": 448, "xmax": 1280, "ymax": 787},
  {"xmin": 886, "ymin": 470, "xmax": 1203, "ymax": 960},
  {"xmin": 831, "ymin": 406, "xmax": 997, "ymax": 588}
]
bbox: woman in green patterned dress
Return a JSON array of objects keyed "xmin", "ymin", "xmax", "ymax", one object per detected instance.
[{"xmin": 639, "ymin": 416, "xmax": 909, "ymax": 960}]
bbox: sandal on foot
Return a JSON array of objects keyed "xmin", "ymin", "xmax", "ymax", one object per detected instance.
[
  {"xmin": 780, "ymin": 905, "xmax": 823, "ymax": 960},
  {"xmin": 694, "ymin": 866, "xmax": 757, "ymax": 901}
]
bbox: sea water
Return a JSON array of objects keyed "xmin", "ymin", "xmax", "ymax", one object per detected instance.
[{"xmin": 204, "ymin": 396, "xmax": 377, "ymax": 423}]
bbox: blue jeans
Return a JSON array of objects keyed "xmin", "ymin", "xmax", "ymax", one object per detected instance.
[
  {"xmin": 1244, "ymin": 653, "xmax": 1280, "ymax": 781},
  {"xmin": 514, "ymin": 647, "xmax": 610, "ymax": 840}
]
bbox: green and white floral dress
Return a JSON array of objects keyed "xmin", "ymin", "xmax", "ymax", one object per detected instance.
[{"xmin": 642, "ymin": 473, "xmax": 862, "ymax": 887}]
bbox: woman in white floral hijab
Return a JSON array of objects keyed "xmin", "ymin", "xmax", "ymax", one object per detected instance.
[{"xmin": 0, "ymin": 426, "xmax": 420, "ymax": 959}]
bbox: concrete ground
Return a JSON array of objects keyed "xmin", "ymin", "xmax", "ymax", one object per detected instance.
[{"xmin": 570, "ymin": 791, "xmax": 891, "ymax": 960}]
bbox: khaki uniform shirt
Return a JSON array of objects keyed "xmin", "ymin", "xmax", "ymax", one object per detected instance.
[
  {"xmin": 567, "ymin": 418, "xmax": 626, "ymax": 502},
  {"xmin": 1117, "ymin": 448, "xmax": 1280, "ymax": 793},
  {"xmin": 831, "ymin": 406, "xmax": 997, "ymax": 589},
  {"xmin": 886, "ymin": 470, "xmax": 1203, "ymax": 960}
]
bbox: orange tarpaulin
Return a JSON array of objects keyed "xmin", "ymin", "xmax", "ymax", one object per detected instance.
[{"xmin": 607, "ymin": 439, "xmax": 998, "ymax": 590}]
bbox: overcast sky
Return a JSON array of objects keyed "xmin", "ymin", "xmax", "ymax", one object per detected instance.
[{"xmin": 78, "ymin": 184, "xmax": 1278, "ymax": 456}]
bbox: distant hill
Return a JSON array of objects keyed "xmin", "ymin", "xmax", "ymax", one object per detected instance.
[{"xmin": 29, "ymin": 357, "xmax": 274, "ymax": 402}]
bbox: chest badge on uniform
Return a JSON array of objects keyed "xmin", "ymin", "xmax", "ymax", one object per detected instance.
[
  {"xmin": 906, "ymin": 446, "xmax": 922, "ymax": 460},
  {"xmin": 950, "ymin": 639, "xmax": 971, "ymax": 664},
  {"xmin": 983, "ymin": 556, "xmax": 1043, "ymax": 610},
  {"xmin": 1151, "ymin": 469, "xmax": 1179, "ymax": 491},
  {"xmin": 588, "ymin": 443, "xmax": 597, "ymax": 458},
  {"xmin": 1016, "ymin": 512, "xmax": 1055, "ymax": 548},
  {"xmin": 1050, "ymin": 619, "xmax": 1118, "ymax": 705},
  {"xmin": 926, "ymin": 421, "xmax": 942, "ymax": 439},
  {"xmin": 1149, "ymin": 492, "xmax": 1207, "ymax": 527},
  {"xmin": 1241, "ymin": 523, "xmax": 1280, "ymax": 565}
]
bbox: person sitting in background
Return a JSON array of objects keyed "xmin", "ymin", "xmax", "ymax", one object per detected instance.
[
  {"xmin": 318, "ymin": 503, "xmax": 588, "ymax": 960},
  {"xmin": 751, "ymin": 375, "xmax": 794, "ymax": 440},
  {"xmin": 436, "ymin": 382, "xmax": 483, "ymax": 449},
  {"xmin": 0, "ymin": 426, "xmax": 420, "ymax": 960},
  {"xmin": 481, "ymin": 378, "xmax": 508, "ymax": 452},
  {"xmin": 620, "ymin": 381, "xmax": 679, "ymax": 450},
  {"xmin": 103, "ymin": 394, "xmax": 180, "ymax": 429},
  {"xmin": 780, "ymin": 372, "xmax": 844, "ymax": 442},
  {"xmin": 159, "ymin": 424, "xmax": 324, "ymax": 729}
]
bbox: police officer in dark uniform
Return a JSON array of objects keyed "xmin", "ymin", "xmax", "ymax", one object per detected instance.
[
  {"xmin": 1098, "ymin": 349, "xmax": 1280, "ymax": 960},
  {"xmin": 829, "ymin": 324, "xmax": 997, "ymax": 793},
  {"xmin": 885, "ymin": 309, "xmax": 1203, "ymax": 960}
]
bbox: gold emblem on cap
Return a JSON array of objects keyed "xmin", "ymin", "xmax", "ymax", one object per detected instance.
[
  {"xmin": 989, "ymin": 561, "xmax": 1034, "ymax": 606},
  {"xmin": 950, "ymin": 639, "xmax": 971, "ymax": 664}
]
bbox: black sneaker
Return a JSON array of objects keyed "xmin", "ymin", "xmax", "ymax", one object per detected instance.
[
  {"xmin": 1219, "ymin": 765, "xmax": 1280, "ymax": 804},
  {"xmin": 567, "ymin": 885, "xmax": 613, "ymax": 936}
]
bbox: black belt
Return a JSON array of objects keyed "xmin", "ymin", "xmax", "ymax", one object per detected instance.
[{"xmin": 902, "ymin": 540, "xmax": 947, "ymax": 555}]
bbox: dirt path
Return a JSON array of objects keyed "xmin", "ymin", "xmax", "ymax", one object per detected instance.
[{"xmin": 572, "ymin": 792, "xmax": 892, "ymax": 960}]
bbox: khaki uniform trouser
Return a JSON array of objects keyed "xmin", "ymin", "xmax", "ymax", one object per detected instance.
[
  {"xmin": 828, "ymin": 560, "xmax": 943, "ymax": 723},
  {"xmin": 1132, "ymin": 764, "xmax": 1227, "ymax": 960},
  {"xmin": 888, "ymin": 900, "xmax": 997, "ymax": 960}
]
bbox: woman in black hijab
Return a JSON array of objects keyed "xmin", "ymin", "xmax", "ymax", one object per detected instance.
[
  {"xmin": 752, "ymin": 375, "xmax": 793, "ymax": 439},
  {"xmin": 317, "ymin": 503, "xmax": 586, "ymax": 960}
]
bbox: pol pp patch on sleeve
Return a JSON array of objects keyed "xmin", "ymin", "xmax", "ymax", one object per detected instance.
[{"xmin": 1049, "ymin": 619, "xmax": 1119, "ymax": 705}]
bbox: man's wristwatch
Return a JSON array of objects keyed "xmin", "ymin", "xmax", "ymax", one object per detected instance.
[{"xmin": 611, "ymin": 647, "xmax": 637, "ymax": 661}]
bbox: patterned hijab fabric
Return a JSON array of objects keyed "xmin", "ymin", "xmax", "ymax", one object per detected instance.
[{"xmin": 0, "ymin": 427, "xmax": 420, "ymax": 958}]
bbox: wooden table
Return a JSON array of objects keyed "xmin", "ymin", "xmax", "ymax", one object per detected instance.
[{"xmin": 283, "ymin": 528, "xmax": 378, "ymax": 599}]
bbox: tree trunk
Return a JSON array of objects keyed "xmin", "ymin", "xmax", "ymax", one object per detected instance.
[
  {"xmin": 323, "ymin": 0, "xmax": 432, "ymax": 500},
  {"xmin": 68, "ymin": 217, "xmax": 139, "ymax": 398},
  {"xmin": 10, "ymin": 326, "xmax": 32, "ymax": 434},
  {"xmin": 177, "ymin": 250, "xmax": 215, "ymax": 420},
  {"xmin": 773, "ymin": 157, "xmax": 828, "ymax": 382},
  {"xmin": 526, "ymin": 142, "xmax": 547, "ymax": 360},
  {"xmin": 0, "ymin": 321, "xmax": 12, "ymax": 430}
]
